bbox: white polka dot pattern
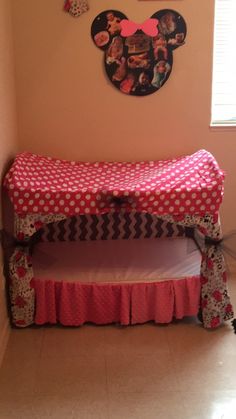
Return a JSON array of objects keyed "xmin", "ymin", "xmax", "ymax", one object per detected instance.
[{"xmin": 4, "ymin": 150, "xmax": 225, "ymax": 218}]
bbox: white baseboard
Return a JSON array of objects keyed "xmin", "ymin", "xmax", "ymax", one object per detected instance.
[{"xmin": 0, "ymin": 318, "xmax": 10, "ymax": 367}]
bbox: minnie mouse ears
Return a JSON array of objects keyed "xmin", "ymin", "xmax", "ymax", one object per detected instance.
[
  {"xmin": 91, "ymin": 9, "xmax": 187, "ymax": 96},
  {"xmin": 91, "ymin": 10, "xmax": 128, "ymax": 49},
  {"xmin": 91, "ymin": 10, "xmax": 186, "ymax": 50},
  {"xmin": 151, "ymin": 9, "xmax": 187, "ymax": 49}
]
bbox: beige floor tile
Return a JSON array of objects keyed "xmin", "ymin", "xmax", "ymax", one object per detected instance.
[
  {"xmin": 0, "ymin": 327, "xmax": 44, "ymax": 397},
  {"xmin": 0, "ymin": 353, "xmax": 38, "ymax": 396},
  {"xmin": 4, "ymin": 327, "xmax": 44, "ymax": 360},
  {"xmin": 72, "ymin": 393, "xmax": 109, "ymax": 419},
  {"xmin": 35, "ymin": 354, "xmax": 107, "ymax": 396},
  {"xmin": 0, "ymin": 394, "xmax": 109, "ymax": 419},
  {"xmin": 182, "ymin": 391, "xmax": 236, "ymax": 419},
  {"xmin": 0, "ymin": 395, "xmax": 76, "ymax": 419},
  {"xmin": 166, "ymin": 320, "xmax": 236, "ymax": 356},
  {"xmin": 103, "ymin": 323, "xmax": 170, "ymax": 357},
  {"xmin": 172, "ymin": 349, "xmax": 236, "ymax": 392},
  {"xmin": 106, "ymin": 352, "xmax": 178, "ymax": 394},
  {"xmin": 41, "ymin": 324, "xmax": 106, "ymax": 359},
  {"xmin": 107, "ymin": 392, "xmax": 185, "ymax": 419},
  {"xmin": 0, "ymin": 395, "xmax": 35, "ymax": 419}
]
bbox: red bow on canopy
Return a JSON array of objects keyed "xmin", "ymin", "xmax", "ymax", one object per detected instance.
[{"xmin": 120, "ymin": 18, "xmax": 159, "ymax": 37}]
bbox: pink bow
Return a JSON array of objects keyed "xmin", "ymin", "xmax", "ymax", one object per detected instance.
[{"xmin": 120, "ymin": 18, "xmax": 159, "ymax": 37}]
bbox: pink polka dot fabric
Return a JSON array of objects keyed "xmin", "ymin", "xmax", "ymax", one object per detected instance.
[
  {"xmin": 4, "ymin": 150, "xmax": 225, "ymax": 218},
  {"xmin": 32, "ymin": 277, "xmax": 201, "ymax": 326}
]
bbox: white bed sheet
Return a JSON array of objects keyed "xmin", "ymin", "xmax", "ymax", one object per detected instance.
[{"xmin": 32, "ymin": 238, "xmax": 201, "ymax": 283}]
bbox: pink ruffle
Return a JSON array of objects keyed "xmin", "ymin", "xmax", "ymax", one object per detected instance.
[{"xmin": 32, "ymin": 277, "xmax": 201, "ymax": 326}]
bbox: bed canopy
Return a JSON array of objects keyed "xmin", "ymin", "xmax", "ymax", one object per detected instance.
[{"xmin": 3, "ymin": 149, "xmax": 234, "ymax": 328}]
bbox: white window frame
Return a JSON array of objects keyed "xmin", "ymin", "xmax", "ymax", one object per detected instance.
[{"xmin": 211, "ymin": 0, "xmax": 236, "ymax": 127}]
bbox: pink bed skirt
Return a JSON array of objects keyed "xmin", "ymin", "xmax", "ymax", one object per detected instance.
[{"xmin": 32, "ymin": 276, "xmax": 201, "ymax": 326}]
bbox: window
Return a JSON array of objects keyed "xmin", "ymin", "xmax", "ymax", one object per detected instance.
[{"xmin": 211, "ymin": 0, "xmax": 236, "ymax": 126}]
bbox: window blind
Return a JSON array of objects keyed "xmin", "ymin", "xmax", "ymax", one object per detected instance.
[{"xmin": 211, "ymin": 0, "xmax": 236, "ymax": 126}]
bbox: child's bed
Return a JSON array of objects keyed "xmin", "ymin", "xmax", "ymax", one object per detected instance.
[{"xmin": 3, "ymin": 149, "xmax": 234, "ymax": 329}]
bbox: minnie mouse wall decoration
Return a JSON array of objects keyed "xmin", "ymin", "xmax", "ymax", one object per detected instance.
[{"xmin": 91, "ymin": 9, "xmax": 187, "ymax": 96}]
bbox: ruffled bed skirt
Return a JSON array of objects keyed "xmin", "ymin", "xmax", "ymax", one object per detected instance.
[{"xmin": 32, "ymin": 276, "xmax": 201, "ymax": 326}]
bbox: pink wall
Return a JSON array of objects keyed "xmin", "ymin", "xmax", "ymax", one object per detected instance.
[
  {"xmin": 11, "ymin": 0, "xmax": 236, "ymax": 232},
  {"xmin": 0, "ymin": 0, "xmax": 18, "ymax": 359}
]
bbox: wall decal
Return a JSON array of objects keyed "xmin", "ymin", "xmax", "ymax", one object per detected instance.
[
  {"xmin": 91, "ymin": 9, "xmax": 187, "ymax": 96},
  {"xmin": 64, "ymin": 0, "xmax": 89, "ymax": 17}
]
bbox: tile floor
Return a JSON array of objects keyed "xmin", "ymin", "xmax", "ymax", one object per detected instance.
[{"xmin": 1, "ymin": 276, "xmax": 236, "ymax": 419}]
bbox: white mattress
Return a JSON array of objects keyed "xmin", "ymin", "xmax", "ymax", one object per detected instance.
[{"xmin": 32, "ymin": 238, "xmax": 201, "ymax": 283}]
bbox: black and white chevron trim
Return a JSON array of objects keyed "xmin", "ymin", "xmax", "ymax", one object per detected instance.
[{"xmin": 39, "ymin": 212, "xmax": 186, "ymax": 242}]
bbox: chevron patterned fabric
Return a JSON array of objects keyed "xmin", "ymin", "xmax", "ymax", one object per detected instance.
[{"xmin": 39, "ymin": 212, "xmax": 186, "ymax": 242}]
